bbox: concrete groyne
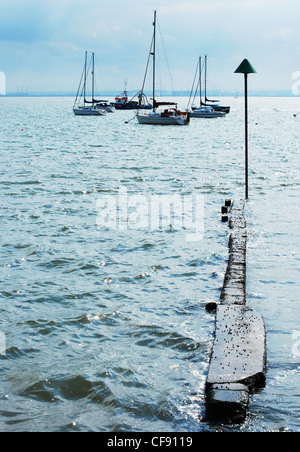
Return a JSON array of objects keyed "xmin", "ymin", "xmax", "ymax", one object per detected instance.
[{"xmin": 205, "ymin": 200, "xmax": 267, "ymax": 423}]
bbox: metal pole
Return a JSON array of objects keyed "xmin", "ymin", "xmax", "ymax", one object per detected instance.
[
  {"xmin": 235, "ymin": 59, "xmax": 256, "ymax": 200},
  {"xmin": 244, "ymin": 73, "xmax": 249, "ymax": 200}
]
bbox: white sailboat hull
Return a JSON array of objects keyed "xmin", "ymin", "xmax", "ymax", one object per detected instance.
[
  {"xmin": 190, "ymin": 108, "xmax": 226, "ymax": 118},
  {"xmin": 137, "ymin": 111, "xmax": 189, "ymax": 125},
  {"xmin": 73, "ymin": 106, "xmax": 107, "ymax": 116}
]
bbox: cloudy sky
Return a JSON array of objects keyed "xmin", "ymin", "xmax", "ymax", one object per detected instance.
[{"xmin": 0, "ymin": 0, "xmax": 299, "ymax": 93}]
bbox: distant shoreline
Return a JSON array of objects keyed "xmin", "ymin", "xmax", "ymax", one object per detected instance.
[{"xmin": 0, "ymin": 90, "xmax": 297, "ymax": 98}]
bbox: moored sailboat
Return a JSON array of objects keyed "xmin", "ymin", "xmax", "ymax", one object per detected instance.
[
  {"xmin": 73, "ymin": 52, "xmax": 109, "ymax": 116},
  {"xmin": 190, "ymin": 105, "xmax": 226, "ymax": 118},
  {"xmin": 137, "ymin": 11, "xmax": 190, "ymax": 126},
  {"xmin": 201, "ymin": 55, "xmax": 230, "ymax": 114},
  {"xmin": 188, "ymin": 57, "xmax": 226, "ymax": 119}
]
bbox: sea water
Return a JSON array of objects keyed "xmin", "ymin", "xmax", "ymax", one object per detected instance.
[{"xmin": 0, "ymin": 96, "xmax": 299, "ymax": 432}]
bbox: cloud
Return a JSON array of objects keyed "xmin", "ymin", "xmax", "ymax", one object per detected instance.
[
  {"xmin": 0, "ymin": 2, "xmax": 50, "ymax": 42},
  {"xmin": 0, "ymin": 0, "xmax": 300, "ymax": 92}
]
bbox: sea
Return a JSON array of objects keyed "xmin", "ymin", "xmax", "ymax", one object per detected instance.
[{"xmin": 0, "ymin": 96, "xmax": 299, "ymax": 432}]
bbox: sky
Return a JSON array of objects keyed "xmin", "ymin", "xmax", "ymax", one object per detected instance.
[{"xmin": 0, "ymin": 0, "xmax": 299, "ymax": 94}]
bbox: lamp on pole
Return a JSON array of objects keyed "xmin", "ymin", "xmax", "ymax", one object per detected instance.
[{"xmin": 235, "ymin": 59, "xmax": 257, "ymax": 200}]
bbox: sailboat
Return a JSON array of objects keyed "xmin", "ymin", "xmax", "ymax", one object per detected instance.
[
  {"xmin": 201, "ymin": 55, "xmax": 230, "ymax": 114},
  {"xmin": 188, "ymin": 57, "xmax": 226, "ymax": 118},
  {"xmin": 73, "ymin": 52, "xmax": 109, "ymax": 116},
  {"xmin": 137, "ymin": 11, "xmax": 190, "ymax": 126}
]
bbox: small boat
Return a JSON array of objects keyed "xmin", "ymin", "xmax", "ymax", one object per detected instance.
[
  {"xmin": 187, "ymin": 57, "xmax": 226, "ymax": 119},
  {"xmin": 136, "ymin": 11, "xmax": 189, "ymax": 126},
  {"xmin": 73, "ymin": 52, "xmax": 108, "ymax": 116},
  {"xmin": 73, "ymin": 105, "xmax": 107, "ymax": 116},
  {"xmin": 138, "ymin": 102, "xmax": 190, "ymax": 125},
  {"xmin": 112, "ymin": 82, "xmax": 152, "ymax": 110},
  {"xmin": 190, "ymin": 105, "xmax": 226, "ymax": 118}
]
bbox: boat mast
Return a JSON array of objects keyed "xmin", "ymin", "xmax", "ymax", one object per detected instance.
[
  {"xmin": 83, "ymin": 51, "xmax": 87, "ymax": 106},
  {"xmin": 205, "ymin": 55, "xmax": 207, "ymax": 104},
  {"xmin": 92, "ymin": 52, "xmax": 95, "ymax": 106},
  {"xmin": 152, "ymin": 10, "xmax": 157, "ymax": 111},
  {"xmin": 199, "ymin": 56, "xmax": 202, "ymax": 107},
  {"xmin": 74, "ymin": 51, "xmax": 86, "ymax": 108}
]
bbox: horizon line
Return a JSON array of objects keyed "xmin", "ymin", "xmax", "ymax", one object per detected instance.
[{"xmin": 0, "ymin": 89, "xmax": 297, "ymax": 98}]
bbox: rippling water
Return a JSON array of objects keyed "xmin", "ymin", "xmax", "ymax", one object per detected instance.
[{"xmin": 0, "ymin": 96, "xmax": 299, "ymax": 432}]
